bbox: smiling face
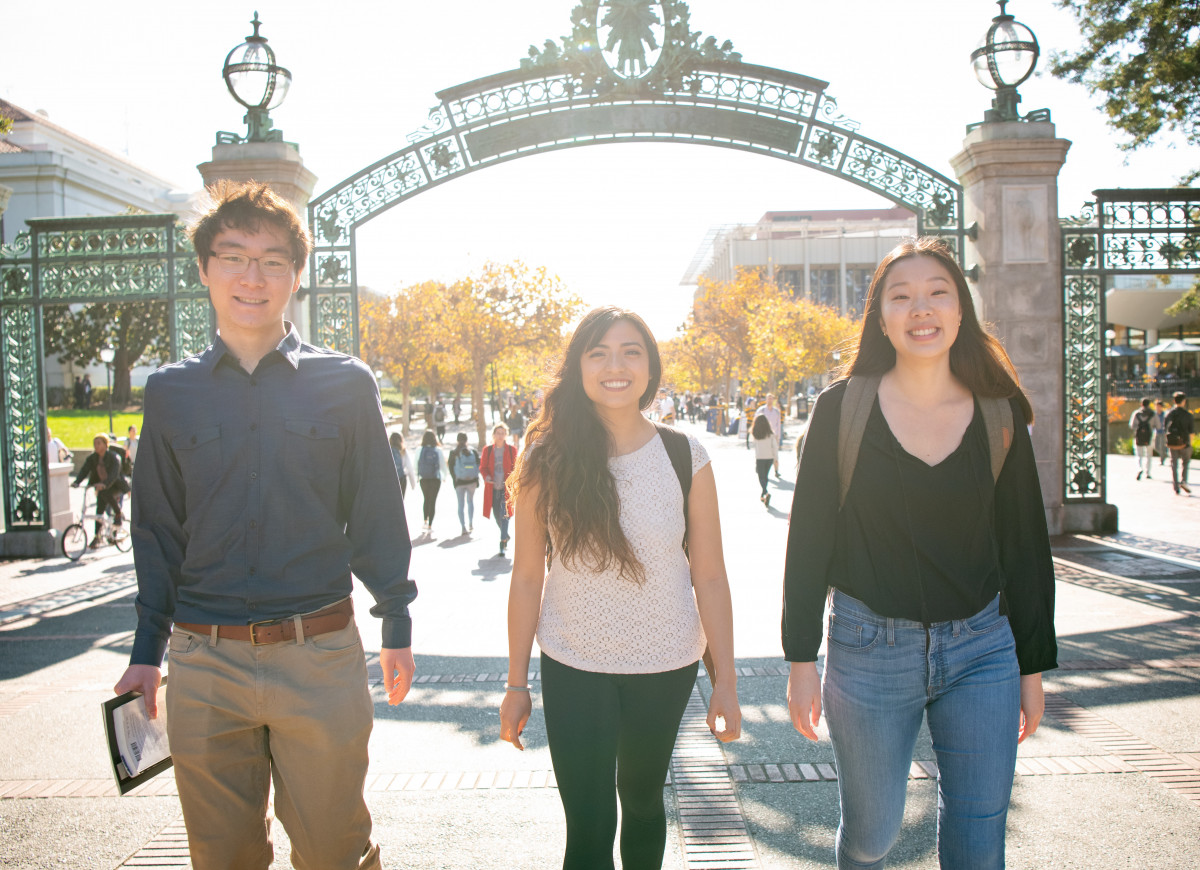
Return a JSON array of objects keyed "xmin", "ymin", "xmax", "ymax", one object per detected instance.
[
  {"xmin": 878, "ymin": 255, "xmax": 962, "ymax": 365},
  {"xmin": 580, "ymin": 319, "xmax": 652, "ymax": 414},
  {"xmin": 199, "ymin": 223, "xmax": 301, "ymax": 347}
]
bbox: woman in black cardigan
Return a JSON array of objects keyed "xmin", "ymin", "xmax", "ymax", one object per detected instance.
[{"xmin": 782, "ymin": 237, "xmax": 1056, "ymax": 870}]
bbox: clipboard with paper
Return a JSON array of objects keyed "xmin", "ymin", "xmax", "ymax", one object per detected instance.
[{"xmin": 102, "ymin": 679, "xmax": 172, "ymax": 795}]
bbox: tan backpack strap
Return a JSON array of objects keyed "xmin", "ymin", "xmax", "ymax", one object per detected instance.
[
  {"xmin": 979, "ymin": 396, "xmax": 1015, "ymax": 483},
  {"xmin": 838, "ymin": 375, "xmax": 881, "ymax": 509}
]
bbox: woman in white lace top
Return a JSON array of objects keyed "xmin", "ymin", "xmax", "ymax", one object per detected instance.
[{"xmin": 499, "ymin": 307, "xmax": 740, "ymax": 869}]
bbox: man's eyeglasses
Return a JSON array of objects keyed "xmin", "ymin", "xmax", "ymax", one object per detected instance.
[{"xmin": 213, "ymin": 253, "xmax": 295, "ymax": 277}]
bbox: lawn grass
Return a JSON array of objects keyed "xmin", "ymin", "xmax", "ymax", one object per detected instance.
[{"xmin": 47, "ymin": 409, "xmax": 144, "ymax": 451}]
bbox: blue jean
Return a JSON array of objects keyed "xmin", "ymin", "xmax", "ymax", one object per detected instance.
[
  {"xmin": 455, "ymin": 482, "xmax": 477, "ymax": 528},
  {"xmin": 822, "ymin": 589, "xmax": 1020, "ymax": 870}
]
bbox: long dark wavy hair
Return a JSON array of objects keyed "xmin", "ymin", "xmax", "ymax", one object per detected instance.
[
  {"xmin": 836, "ymin": 237, "xmax": 1034, "ymax": 424},
  {"xmin": 510, "ymin": 306, "xmax": 662, "ymax": 584}
]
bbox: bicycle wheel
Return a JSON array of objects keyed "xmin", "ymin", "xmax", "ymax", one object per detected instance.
[
  {"xmin": 111, "ymin": 525, "xmax": 132, "ymax": 553},
  {"xmin": 61, "ymin": 524, "xmax": 88, "ymax": 561}
]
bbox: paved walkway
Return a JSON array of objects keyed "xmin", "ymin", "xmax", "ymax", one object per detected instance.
[{"xmin": 0, "ymin": 424, "xmax": 1197, "ymax": 868}]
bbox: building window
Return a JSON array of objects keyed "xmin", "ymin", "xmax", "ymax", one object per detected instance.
[
  {"xmin": 810, "ymin": 268, "xmax": 839, "ymax": 308},
  {"xmin": 846, "ymin": 267, "xmax": 874, "ymax": 318},
  {"xmin": 777, "ymin": 269, "xmax": 804, "ymax": 296}
]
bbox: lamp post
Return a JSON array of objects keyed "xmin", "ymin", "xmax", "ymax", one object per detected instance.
[
  {"xmin": 970, "ymin": 1, "xmax": 1042, "ymax": 125},
  {"xmin": 99, "ymin": 346, "xmax": 115, "ymax": 436},
  {"xmin": 220, "ymin": 13, "xmax": 292, "ymax": 143}
]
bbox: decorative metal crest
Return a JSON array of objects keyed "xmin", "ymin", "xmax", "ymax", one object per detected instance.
[{"xmin": 522, "ymin": 0, "xmax": 741, "ymax": 97}]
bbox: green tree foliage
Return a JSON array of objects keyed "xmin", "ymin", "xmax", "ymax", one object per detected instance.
[
  {"xmin": 43, "ymin": 302, "xmax": 170, "ymax": 406},
  {"xmin": 1050, "ymin": 0, "xmax": 1200, "ymax": 183}
]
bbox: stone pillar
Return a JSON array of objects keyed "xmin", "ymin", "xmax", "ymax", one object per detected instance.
[
  {"xmin": 198, "ymin": 141, "xmax": 318, "ymax": 337},
  {"xmin": 951, "ymin": 121, "xmax": 1115, "ymax": 534}
]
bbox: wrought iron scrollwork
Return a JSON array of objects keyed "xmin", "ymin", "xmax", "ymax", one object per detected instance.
[
  {"xmin": 1, "ymin": 305, "xmax": 46, "ymax": 528},
  {"xmin": 315, "ymin": 292, "xmax": 355, "ymax": 355}
]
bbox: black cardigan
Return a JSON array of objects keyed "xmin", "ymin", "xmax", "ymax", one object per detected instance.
[{"xmin": 781, "ymin": 380, "xmax": 1057, "ymax": 675}]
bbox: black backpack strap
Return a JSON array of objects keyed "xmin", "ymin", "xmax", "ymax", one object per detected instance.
[{"xmin": 653, "ymin": 422, "xmax": 692, "ymax": 552}]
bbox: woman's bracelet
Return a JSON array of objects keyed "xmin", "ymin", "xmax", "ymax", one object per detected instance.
[{"xmin": 505, "ymin": 684, "xmax": 530, "ymax": 692}]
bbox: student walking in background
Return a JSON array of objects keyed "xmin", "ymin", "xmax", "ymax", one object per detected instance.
[
  {"xmin": 1165, "ymin": 391, "xmax": 1194, "ymax": 495},
  {"xmin": 1154, "ymin": 399, "xmax": 1168, "ymax": 466},
  {"xmin": 754, "ymin": 393, "xmax": 783, "ymax": 477},
  {"xmin": 1130, "ymin": 397, "xmax": 1156, "ymax": 480},
  {"xmin": 448, "ymin": 432, "xmax": 481, "ymax": 536},
  {"xmin": 783, "ymin": 238, "xmax": 1057, "ymax": 870},
  {"xmin": 752, "ymin": 414, "xmax": 777, "ymax": 508},
  {"xmin": 500, "ymin": 306, "xmax": 740, "ymax": 870},
  {"xmin": 416, "ymin": 430, "xmax": 443, "ymax": 533},
  {"xmin": 481, "ymin": 423, "xmax": 516, "ymax": 557},
  {"xmin": 390, "ymin": 431, "xmax": 415, "ymax": 499}
]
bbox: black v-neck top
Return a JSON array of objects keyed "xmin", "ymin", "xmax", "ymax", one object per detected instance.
[{"xmin": 782, "ymin": 379, "xmax": 1057, "ymax": 675}]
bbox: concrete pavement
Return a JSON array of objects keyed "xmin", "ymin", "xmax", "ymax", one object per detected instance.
[{"xmin": 0, "ymin": 420, "xmax": 1197, "ymax": 868}]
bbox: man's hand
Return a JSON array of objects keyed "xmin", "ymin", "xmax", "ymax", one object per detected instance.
[
  {"xmin": 114, "ymin": 665, "xmax": 163, "ymax": 718},
  {"xmin": 380, "ymin": 647, "xmax": 415, "ymax": 706}
]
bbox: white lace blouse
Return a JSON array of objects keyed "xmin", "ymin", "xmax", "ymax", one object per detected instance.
[{"xmin": 536, "ymin": 432, "xmax": 710, "ymax": 673}]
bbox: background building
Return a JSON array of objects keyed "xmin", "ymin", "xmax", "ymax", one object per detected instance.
[{"xmin": 681, "ymin": 206, "xmax": 916, "ymax": 317}]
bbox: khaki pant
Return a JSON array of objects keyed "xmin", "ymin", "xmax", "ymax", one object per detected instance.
[{"xmin": 166, "ymin": 617, "xmax": 381, "ymax": 870}]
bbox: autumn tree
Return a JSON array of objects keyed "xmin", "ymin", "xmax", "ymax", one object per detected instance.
[
  {"xmin": 660, "ymin": 320, "xmax": 722, "ymax": 394},
  {"xmin": 360, "ymin": 284, "xmax": 443, "ymax": 434},
  {"xmin": 748, "ymin": 291, "xmax": 857, "ymax": 404},
  {"xmin": 690, "ymin": 268, "xmax": 778, "ymax": 397},
  {"xmin": 362, "ymin": 263, "xmax": 582, "ymax": 446},
  {"xmin": 1050, "ymin": 0, "xmax": 1200, "ymax": 184},
  {"xmin": 440, "ymin": 261, "xmax": 582, "ymax": 447},
  {"xmin": 668, "ymin": 268, "xmax": 856, "ymax": 404}
]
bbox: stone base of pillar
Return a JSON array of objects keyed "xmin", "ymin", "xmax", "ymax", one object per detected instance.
[
  {"xmin": 0, "ymin": 530, "xmax": 61, "ymax": 558},
  {"xmin": 1055, "ymin": 503, "xmax": 1119, "ymax": 535}
]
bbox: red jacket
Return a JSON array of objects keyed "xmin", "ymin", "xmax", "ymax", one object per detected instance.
[{"xmin": 481, "ymin": 442, "xmax": 516, "ymax": 519}]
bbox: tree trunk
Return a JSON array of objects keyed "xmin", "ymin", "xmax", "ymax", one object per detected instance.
[
  {"xmin": 401, "ymin": 372, "xmax": 412, "ymax": 436},
  {"xmin": 473, "ymin": 363, "xmax": 488, "ymax": 449}
]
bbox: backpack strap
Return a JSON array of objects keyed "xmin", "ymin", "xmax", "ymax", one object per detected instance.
[
  {"xmin": 837, "ymin": 375, "xmax": 880, "ymax": 510},
  {"xmin": 653, "ymin": 422, "xmax": 692, "ymax": 553},
  {"xmin": 836, "ymin": 376, "xmax": 1014, "ymax": 509},
  {"xmin": 978, "ymin": 396, "xmax": 1014, "ymax": 482}
]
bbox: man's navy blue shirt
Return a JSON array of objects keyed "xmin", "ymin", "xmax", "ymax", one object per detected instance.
[{"xmin": 129, "ymin": 326, "xmax": 415, "ymax": 667}]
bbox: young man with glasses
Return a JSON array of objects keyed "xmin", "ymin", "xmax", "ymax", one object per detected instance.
[{"xmin": 114, "ymin": 181, "xmax": 415, "ymax": 869}]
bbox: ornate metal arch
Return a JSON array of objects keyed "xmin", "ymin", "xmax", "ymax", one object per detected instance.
[{"xmin": 307, "ymin": 1, "xmax": 966, "ymax": 353}]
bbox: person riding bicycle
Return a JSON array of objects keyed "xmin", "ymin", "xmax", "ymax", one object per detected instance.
[{"xmin": 72, "ymin": 433, "xmax": 129, "ymax": 547}]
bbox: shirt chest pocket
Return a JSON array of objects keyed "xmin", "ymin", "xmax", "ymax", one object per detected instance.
[
  {"xmin": 170, "ymin": 426, "xmax": 222, "ymax": 489},
  {"xmin": 284, "ymin": 419, "xmax": 343, "ymax": 480}
]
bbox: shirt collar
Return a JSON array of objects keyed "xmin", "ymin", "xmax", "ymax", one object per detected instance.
[{"xmin": 207, "ymin": 323, "xmax": 304, "ymax": 373}]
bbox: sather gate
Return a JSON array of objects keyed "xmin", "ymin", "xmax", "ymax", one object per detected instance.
[{"xmin": 4, "ymin": 0, "xmax": 986, "ymax": 538}]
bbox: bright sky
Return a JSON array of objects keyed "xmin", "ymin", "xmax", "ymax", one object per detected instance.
[{"xmin": 4, "ymin": 0, "xmax": 1195, "ymax": 337}]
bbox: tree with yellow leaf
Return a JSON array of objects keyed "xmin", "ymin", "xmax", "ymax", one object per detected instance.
[{"xmin": 435, "ymin": 261, "xmax": 582, "ymax": 447}]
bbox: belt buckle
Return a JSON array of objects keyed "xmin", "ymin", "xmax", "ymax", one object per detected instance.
[{"xmin": 249, "ymin": 618, "xmax": 280, "ymax": 645}]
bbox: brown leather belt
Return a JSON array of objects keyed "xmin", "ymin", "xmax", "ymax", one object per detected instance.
[{"xmin": 175, "ymin": 598, "xmax": 353, "ymax": 645}]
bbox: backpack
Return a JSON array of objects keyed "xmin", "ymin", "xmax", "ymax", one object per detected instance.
[
  {"xmin": 1166, "ymin": 408, "xmax": 1190, "ymax": 448},
  {"xmin": 110, "ymin": 445, "xmax": 131, "ymax": 478},
  {"xmin": 417, "ymin": 446, "xmax": 440, "ymax": 479},
  {"xmin": 836, "ymin": 375, "xmax": 1014, "ymax": 509},
  {"xmin": 654, "ymin": 422, "xmax": 716, "ymax": 681},
  {"xmin": 1132, "ymin": 409, "xmax": 1153, "ymax": 446},
  {"xmin": 453, "ymin": 448, "xmax": 479, "ymax": 482},
  {"xmin": 433, "ymin": 405, "xmax": 446, "ymax": 423}
]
